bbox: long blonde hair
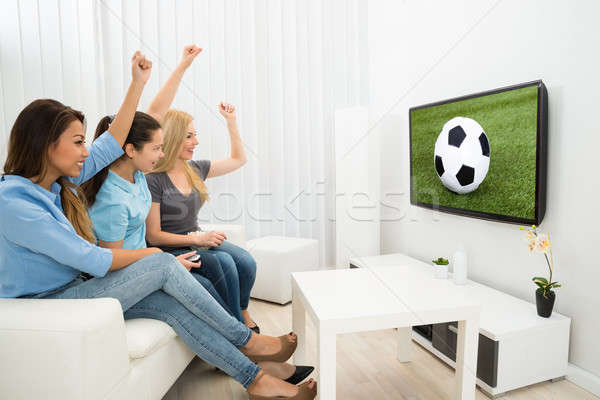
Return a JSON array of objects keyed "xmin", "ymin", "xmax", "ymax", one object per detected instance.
[{"xmin": 151, "ymin": 109, "xmax": 209, "ymax": 202}]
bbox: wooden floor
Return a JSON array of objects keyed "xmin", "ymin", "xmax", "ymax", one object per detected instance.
[{"xmin": 163, "ymin": 299, "xmax": 597, "ymax": 400}]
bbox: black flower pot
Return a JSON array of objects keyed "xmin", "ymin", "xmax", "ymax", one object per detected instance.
[{"xmin": 535, "ymin": 289, "xmax": 555, "ymax": 318}]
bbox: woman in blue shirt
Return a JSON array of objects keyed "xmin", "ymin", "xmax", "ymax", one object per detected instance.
[
  {"xmin": 84, "ymin": 111, "xmax": 236, "ymax": 316},
  {"xmin": 84, "ymin": 45, "xmax": 314, "ymax": 387},
  {"xmin": 84, "ymin": 46, "xmax": 235, "ymax": 319},
  {"xmin": 0, "ymin": 50, "xmax": 315, "ymax": 399}
]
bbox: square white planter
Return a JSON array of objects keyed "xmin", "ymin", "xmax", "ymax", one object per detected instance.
[{"xmin": 433, "ymin": 262, "xmax": 449, "ymax": 279}]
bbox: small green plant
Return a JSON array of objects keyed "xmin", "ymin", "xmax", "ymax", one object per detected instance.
[{"xmin": 432, "ymin": 257, "xmax": 449, "ymax": 265}]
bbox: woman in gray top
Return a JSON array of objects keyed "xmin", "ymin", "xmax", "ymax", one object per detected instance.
[
  {"xmin": 145, "ymin": 105, "xmax": 258, "ymax": 329},
  {"xmin": 145, "ymin": 49, "xmax": 314, "ymax": 385}
]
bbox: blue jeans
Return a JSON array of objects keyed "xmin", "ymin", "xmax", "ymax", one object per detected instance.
[
  {"xmin": 164, "ymin": 247, "xmax": 234, "ymax": 318},
  {"xmin": 124, "ymin": 288, "xmax": 259, "ymax": 387},
  {"xmin": 166, "ymin": 241, "xmax": 257, "ymax": 323},
  {"xmin": 209, "ymin": 240, "xmax": 257, "ymax": 311},
  {"xmin": 37, "ymin": 252, "xmax": 260, "ymax": 388},
  {"xmin": 189, "ymin": 271, "xmax": 232, "ymax": 315}
]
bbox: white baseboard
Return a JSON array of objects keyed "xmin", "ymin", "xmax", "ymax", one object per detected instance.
[{"xmin": 567, "ymin": 363, "xmax": 600, "ymax": 397}]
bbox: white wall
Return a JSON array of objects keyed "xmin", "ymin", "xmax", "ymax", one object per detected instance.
[{"xmin": 369, "ymin": 0, "xmax": 600, "ymax": 386}]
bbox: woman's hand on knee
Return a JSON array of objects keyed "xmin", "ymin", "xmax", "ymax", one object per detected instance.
[
  {"xmin": 175, "ymin": 251, "xmax": 201, "ymax": 271},
  {"xmin": 193, "ymin": 231, "xmax": 226, "ymax": 248}
]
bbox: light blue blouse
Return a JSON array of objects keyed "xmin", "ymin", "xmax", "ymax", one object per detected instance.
[
  {"xmin": 89, "ymin": 170, "xmax": 151, "ymax": 250},
  {"xmin": 0, "ymin": 131, "xmax": 124, "ymax": 298}
]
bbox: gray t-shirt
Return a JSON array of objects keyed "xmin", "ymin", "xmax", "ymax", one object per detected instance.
[{"xmin": 146, "ymin": 160, "xmax": 210, "ymax": 236}]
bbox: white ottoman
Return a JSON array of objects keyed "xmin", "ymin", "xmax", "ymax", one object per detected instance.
[{"xmin": 247, "ymin": 236, "xmax": 319, "ymax": 304}]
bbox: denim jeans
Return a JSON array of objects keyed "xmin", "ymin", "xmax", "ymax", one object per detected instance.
[
  {"xmin": 209, "ymin": 240, "xmax": 257, "ymax": 311},
  {"xmin": 164, "ymin": 247, "xmax": 234, "ymax": 318},
  {"xmin": 165, "ymin": 241, "xmax": 257, "ymax": 323},
  {"xmin": 36, "ymin": 252, "xmax": 260, "ymax": 387},
  {"xmin": 189, "ymin": 271, "xmax": 232, "ymax": 316},
  {"xmin": 124, "ymin": 288, "xmax": 260, "ymax": 387}
]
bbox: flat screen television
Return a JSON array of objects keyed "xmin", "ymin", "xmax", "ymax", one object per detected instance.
[{"xmin": 409, "ymin": 80, "xmax": 548, "ymax": 225}]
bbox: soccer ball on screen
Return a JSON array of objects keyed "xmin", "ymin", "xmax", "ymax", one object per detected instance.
[{"xmin": 434, "ymin": 117, "xmax": 490, "ymax": 194}]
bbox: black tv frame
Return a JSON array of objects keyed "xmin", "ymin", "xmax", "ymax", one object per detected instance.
[{"xmin": 409, "ymin": 80, "xmax": 548, "ymax": 226}]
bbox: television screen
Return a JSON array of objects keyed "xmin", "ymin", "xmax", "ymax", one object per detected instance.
[{"xmin": 409, "ymin": 80, "xmax": 547, "ymax": 225}]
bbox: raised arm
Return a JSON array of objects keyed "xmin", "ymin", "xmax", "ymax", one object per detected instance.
[
  {"xmin": 146, "ymin": 45, "xmax": 202, "ymax": 122},
  {"xmin": 206, "ymin": 102, "xmax": 247, "ymax": 178},
  {"xmin": 71, "ymin": 52, "xmax": 152, "ymax": 185},
  {"xmin": 109, "ymin": 51, "xmax": 153, "ymax": 147}
]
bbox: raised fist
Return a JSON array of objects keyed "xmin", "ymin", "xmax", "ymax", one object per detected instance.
[
  {"xmin": 218, "ymin": 102, "xmax": 236, "ymax": 121},
  {"xmin": 180, "ymin": 45, "xmax": 203, "ymax": 69},
  {"xmin": 131, "ymin": 51, "xmax": 152, "ymax": 84}
]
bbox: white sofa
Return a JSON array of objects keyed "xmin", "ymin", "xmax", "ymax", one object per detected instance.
[
  {"xmin": 0, "ymin": 224, "xmax": 248, "ymax": 400},
  {"xmin": 0, "ymin": 298, "xmax": 195, "ymax": 400},
  {"xmin": 0, "ymin": 225, "xmax": 319, "ymax": 399}
]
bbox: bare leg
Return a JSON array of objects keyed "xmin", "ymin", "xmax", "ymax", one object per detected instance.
[
  {"xmin": 257, "ymin": 361, "xmax": 296, "ymax": 380},
  {"xmin": 241, "ymin": 331, "xmax": 297, "ymax": 359},
  {"xmin": 242, "ymin": 308, "xmax": 258, "ymax": 329},
  {"xmin": 247, "ymin": 371, "xmax": 316, "ymax": 397}
]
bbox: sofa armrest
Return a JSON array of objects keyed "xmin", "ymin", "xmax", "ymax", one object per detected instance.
[
  {"xmin": 199, "ymin": 223, "xmax": 247, "ymax": 249},
  {"xmin": 0, "ymin": 298, "xmax": 131, "ymax": 400}
]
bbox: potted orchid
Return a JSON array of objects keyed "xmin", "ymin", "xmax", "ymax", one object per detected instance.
[{"xmin": 521, "ymin": 225, "xmax": 561, "ymax": 317}]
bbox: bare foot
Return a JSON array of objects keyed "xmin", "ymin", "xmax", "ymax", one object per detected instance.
[
  {"xmin": 241, "ymin": 332, "xmax": 297, "ymax": 358},
  {"xmin": 242, "ymin": 309, "xmax": 258, "ymax": 329},
  {"xmin": 256, "ymin": 361, "xmax": 296, "ymax": 380},
  {"xmin": 248, "ymin": 371, "xmax": 316, "ymax": 398}
]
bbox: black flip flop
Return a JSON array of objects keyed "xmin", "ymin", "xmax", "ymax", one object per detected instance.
[{"xmin": 284, "ymin": 366, "xmax": 315, "ymax": 385}]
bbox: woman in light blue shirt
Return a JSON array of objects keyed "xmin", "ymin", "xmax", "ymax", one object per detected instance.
[
  {"xmin": 0, "ymin": 51, "xmax": 314, "ymax": 399},
  {"xmin": 84, "ymin": 46, "xmax": 314, "ymax": 387},
  {"xmin": 0, "ymin": 52, "xmax": 156, "ymax": 297},
  {"xmin": 85, "ymin": 110, "xmax": 235, "ymax": 316}
]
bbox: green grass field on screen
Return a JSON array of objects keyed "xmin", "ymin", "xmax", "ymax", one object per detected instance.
[{"xmin": 410, "ymin": 85, "xmax": 538, "ymax": 219}]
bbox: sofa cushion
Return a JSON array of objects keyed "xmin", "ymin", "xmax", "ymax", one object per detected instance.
[{"xmin": 124, "ymin": 318, "xmax": 177, "ymax": 359}]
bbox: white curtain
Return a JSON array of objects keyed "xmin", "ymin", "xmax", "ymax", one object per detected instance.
[{"xmin": 0, "ymin": 0, "xmax": 368, "ymax": 266}]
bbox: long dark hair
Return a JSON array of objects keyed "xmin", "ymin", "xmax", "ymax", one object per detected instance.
[
  {"xmin": 82, "ymin": 111, "xmax": 160, "ymax": 206},
  {"xmin": 3, "ymin": 99, "xmax": 95, "ymax": 242}
]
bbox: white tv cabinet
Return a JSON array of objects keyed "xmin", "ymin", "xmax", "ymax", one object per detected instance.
[{"xmin": 348, "ymin": 253, "xmax": 571, "ymax": 399}]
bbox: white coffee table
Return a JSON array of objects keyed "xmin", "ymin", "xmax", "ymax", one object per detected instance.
[{"xmin": 291, "ymin": 266, "xmax": 480, "ymax": 400}]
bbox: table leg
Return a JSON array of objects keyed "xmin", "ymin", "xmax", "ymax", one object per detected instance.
[
  {"xmin": 292, "ymin": 284, "xmax": 307, "ymax": 365},
  {"xmin": 396, "ymin": 326, "xmax": 412, "ymax": 362},
  {"xmin": 317, "ymin": 327, "xmax": 336, "ymax": 400},
  {"xmin": 455, "ymin": 317, "xmax": 480, "ymax": 400}
]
